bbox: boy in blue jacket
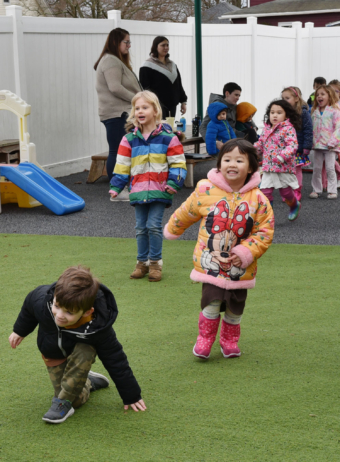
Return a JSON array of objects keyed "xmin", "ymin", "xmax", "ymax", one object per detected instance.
[
  {"xmin": 205, "ymin": 101, "xmax": 236, "ymax": 155},
  {"xmin": 9, "ymin": 266, "xmax": 146, "ymax": 424}
]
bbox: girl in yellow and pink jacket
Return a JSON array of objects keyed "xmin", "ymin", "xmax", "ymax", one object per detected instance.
[{"xmin": 164, "ymin": 139, "xmax": 274, "ymax": 360}]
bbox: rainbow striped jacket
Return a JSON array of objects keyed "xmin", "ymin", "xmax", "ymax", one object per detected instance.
[{"xmin": 110, "ymin": 124, "xmax": 187, "ymax": 206}]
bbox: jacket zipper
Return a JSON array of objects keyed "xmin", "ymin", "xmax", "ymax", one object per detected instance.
[{"xmin": 47, "ymin": 302, "xmax": 68, "ymax": 357}]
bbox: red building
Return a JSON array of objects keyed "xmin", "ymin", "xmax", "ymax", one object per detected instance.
[{"xmin": 221, "ymin": 0, "xmax": 340, "ymax": 28}]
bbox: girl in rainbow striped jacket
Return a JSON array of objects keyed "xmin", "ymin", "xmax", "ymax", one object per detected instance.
[{"xmin": 110, "ymin": 90, "xmax": 187, "ymax": 281}]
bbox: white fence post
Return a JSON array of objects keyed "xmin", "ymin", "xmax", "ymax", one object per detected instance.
[
  {"xmin": 305, "ymin": 22, "xmax": 314, "ymax": 91},
  {"xmin": 0, "ymin": 0, "xmax": 6, "ymax": 16},
  {"xmin": 6, "ymin": 5, "xmax": 27, "ymax": 101},
  {"xmin": 107, "ymin": 9, "xmax": 121, "ymax": 28},
  {"xmin": 187, "ymin": 16, "xmax": 196, "ymax": 122},
  {"xmin": 247, "ymin": 17, "xmax": 258, "ymax": 110},
  {"xmin": 292, "ymin": 21, "xmax": 302, "ymax": 90}
]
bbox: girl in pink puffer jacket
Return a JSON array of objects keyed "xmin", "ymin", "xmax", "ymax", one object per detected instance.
[{"xmin": 255, "ymin": 99, "xmax": 301, "ymax": 221}]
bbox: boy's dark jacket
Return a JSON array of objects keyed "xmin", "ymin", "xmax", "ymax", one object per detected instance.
[{"xmin": 13, "ymin": 283, "xmax": 141, "ymax": 405}]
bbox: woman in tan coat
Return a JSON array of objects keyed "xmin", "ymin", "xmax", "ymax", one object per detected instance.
[{"xmin": 95, "ymin": 28, "xmax": 141, "ymax": 200}]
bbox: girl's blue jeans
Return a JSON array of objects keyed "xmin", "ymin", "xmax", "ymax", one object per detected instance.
[
  {"xmin": 102, "ymin": 113, "xmax": 127, "ymax": 181},
  {"xmin": 134, "ymin": 202, "xmax": 167, "ymax": 262}
]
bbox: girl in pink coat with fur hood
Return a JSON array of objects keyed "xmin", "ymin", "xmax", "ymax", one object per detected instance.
[
  {"xmin": 164, "ymin": 139, "xmax": 274, "ymax": 360},
  {"xmin": 255, "ymin": 99, "xmax": 301, "ymax": 221}
]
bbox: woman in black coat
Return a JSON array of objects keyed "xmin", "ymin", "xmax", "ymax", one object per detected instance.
[{"xmin": 139, "ymin": 36, "xmax": 187, "ymax": 119}]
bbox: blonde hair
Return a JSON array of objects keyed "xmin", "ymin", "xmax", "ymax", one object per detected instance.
[
  {"xmin": 125, "ymin": 90, "xmax": 163, "ymax": 132},
  {"xmin": 281, "ymin": 86, "xmax": 307, "ymax": 114},
  {"xmin": 312, "ymin": 85, "xmax": 338, "ymax": 113}
]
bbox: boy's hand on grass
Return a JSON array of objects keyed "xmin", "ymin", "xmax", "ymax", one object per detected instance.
[
  {"xmin": 9, "ymin": 332, "xmax": 24, "ymax": 349},
  {"xmin": 124, "ymin": 399, "xmax": 147, "ymax": 412},
  {"xmin": 227, "ymin": 255, "xmax": 242, "ymax": 268}
]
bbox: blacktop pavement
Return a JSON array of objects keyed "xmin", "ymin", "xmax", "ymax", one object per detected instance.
[{"xmin": 0, "ymin": 162, "xmax": 338, "ymax": 245}]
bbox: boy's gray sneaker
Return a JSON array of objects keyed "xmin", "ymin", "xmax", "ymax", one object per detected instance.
[
  {"xmin": 42, "ymin": 398, "xmax": 74, "ymax": 424},
  {"xmin": 88, "ymin": 371, "xmax": 110, "ymax": 392}
]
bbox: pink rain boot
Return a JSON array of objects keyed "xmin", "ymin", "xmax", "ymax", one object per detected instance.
[
  {"xmin": 295, "ymin": 187, "xmax": 302, "ymax": 202},
  {"xmin": 193, "ymin": 312, "xmax": 220, "ymax": 359},
  {"xmin": 220, "ymin": 320, "xmax": 241, "ymax": 358}
]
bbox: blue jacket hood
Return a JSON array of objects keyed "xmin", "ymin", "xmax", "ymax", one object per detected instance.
[{"xmin": 207, "ymin": 101, "xmax": 228, "ymax": 123}]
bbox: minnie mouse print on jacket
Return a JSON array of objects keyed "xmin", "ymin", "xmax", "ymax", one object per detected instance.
[
  {"xmin": 164, "ymin": 168, "xmax": 274, "ymax": 290},
  {"xmin": 255, "ymin": 119, "xmax": 298, "ymax": 174}
]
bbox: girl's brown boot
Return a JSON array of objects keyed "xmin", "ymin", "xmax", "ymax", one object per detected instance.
[
  {"xmin": 130, "ymin": 260, "xmax": 149, "ymax": 279},
  {"xmin": 148, "ymin": 260, "xmax": 163, "ymax": 282}
]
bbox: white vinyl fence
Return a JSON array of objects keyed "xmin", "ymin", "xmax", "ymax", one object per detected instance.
[{"xmin": 1, "ymin": 6, "xmax": 340, "ymax": 177}]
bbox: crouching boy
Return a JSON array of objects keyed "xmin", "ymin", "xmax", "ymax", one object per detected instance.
[{"xmin": 9, "ymin": 266, "xmax": 146, "ymax": 424}]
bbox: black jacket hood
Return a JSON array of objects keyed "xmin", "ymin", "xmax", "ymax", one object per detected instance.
[{"xmin": 46, "ymin": 282, "xmax": 118, "ymax": 335}]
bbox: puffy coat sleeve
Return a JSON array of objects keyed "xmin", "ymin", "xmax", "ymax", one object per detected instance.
[
  {"xmin": 301, "ymin": 110, "xmax": 313, "ymax": 150},
  {"xmin": 254, "ymin": 133, "xmax": 264, "ymax": 156},
  {"xmin": 110, "ymin": 136, "xmax": 131, "ymax": 194},
  {"xmin": 166, "ymin": 135, "xmax": 187, "ymax": 190},
  {"xmin": 13, "ymin": 290, "xmax": 40, "ymax": 338},
  {"xmin": 328, "ymin": 109, "xmax": 340, "ymax": 150},
  {"xmin": 230, "ymin": 192, "xmax": 274, "ymax": 268},
  {"xmin": 95, "ymin": 330, "xmax": 142, "ymax": 405},
  {"xmin": 164, "ymin": 187, "xmax": 202, "ymax": 239},
  {"xmin": 279, "ymin": 125, "xmax": 298, "ymax": 162},
  {"xmin": 205, "ymin": 122, "xmax": 219, "ymax": 155},
  {"xmin": 227, "ymin": 121, "xmax": 237, "ymax": 140}
]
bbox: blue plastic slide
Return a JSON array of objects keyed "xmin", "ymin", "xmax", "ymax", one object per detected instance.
[{"xmin": 0, "ymin": 163, "xmax": 85, "ymax": 215}]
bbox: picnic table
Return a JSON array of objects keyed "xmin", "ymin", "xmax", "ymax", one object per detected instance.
[{"xmin": 86, "ymin": 130, "xmax": 214, "ymax": 188}]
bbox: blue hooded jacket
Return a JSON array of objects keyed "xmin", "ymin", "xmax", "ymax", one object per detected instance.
[{"xmin": 205, "ymin": 102, "xmax": 236, "ymax": 155}]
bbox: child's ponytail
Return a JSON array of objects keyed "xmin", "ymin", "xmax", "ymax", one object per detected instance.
[{"xmin": 281, "ymin": 86, "xmax": 308, "ymax": 114}]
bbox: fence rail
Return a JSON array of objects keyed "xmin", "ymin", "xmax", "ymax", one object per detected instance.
[{"xmin": 1, "ymin": 6, "xmax": 340, "ymax": 177}]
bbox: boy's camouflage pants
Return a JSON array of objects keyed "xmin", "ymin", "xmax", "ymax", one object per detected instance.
[{"xmin": 47, "ymin": 343, "xmax": 96, "ymax": 409}]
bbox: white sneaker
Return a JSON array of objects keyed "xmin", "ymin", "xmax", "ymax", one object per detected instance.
[
  {"xmin": 337, "ymin": 180, "xmax": 340, "ymax": 189},
  {"xmin": 110, "ymin": 187, "xmax": 130, "ymax": 202}
]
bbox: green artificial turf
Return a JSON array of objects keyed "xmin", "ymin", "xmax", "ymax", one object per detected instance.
[{"xmin": 0, "ymin": 234, "xmax": 339, "ymax": 461}]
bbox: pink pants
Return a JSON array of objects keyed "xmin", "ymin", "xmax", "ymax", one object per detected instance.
[
  {"xmin": 295, "ymin": 165, "xmax": 303, "ymax": 201},
  {"xmin": 261, "ymin": 186, "xmax": 297, "ymax": 207}
]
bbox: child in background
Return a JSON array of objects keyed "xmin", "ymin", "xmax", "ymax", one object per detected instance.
[
  {"xmin": 323, "ymin": 80, "xmax": 340, "ymax": 190},
  {"xmin": 9, "ymin": 266, "xmax": 146, "ymax": 424},
  {"xmin": 281, "ymin": 86, "xmax": 313, "ymax": 201},
  {"xmin": 310, "ymin": 85, "xmax": 340, "ymax": 200},
  {"xmin": 110, "ymin": 90, "xmax": 187, "ymax": 281},
  {"xmin": 329, "ymin": 79, "xmax": 340, "ymax": 108},
  {"xmin": 236, "ymin": 102, "xmax": 258, "ymax": 144},
  {"xmin": 164, "ymin": 139, "xmax": 274, "ymax": 360},
  {"xmin": 255, "ymin": 99, "xmax": 301, "ymax": 220},
  {"xmin": 205, "ymin": 102, "xmax": 236, "ymax": 155},
  {"xmin": 307, "ymin": 77, "xmax": 326, "ymax": 111}
]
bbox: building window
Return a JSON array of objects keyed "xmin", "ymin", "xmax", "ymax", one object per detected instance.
[
  {"xmin": 4, "ymin": 0, "xmax": 10, "ymax": 3},
  {"xmin": 278, "ymin": 22, "xmax": 293, "ymax": 28}
]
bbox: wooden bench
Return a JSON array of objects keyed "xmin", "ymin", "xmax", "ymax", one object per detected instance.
[
  {"xmin": 86, "ymin": 133, "xmax": 213, "ymax": 187},
  {"xmin": 86, "ymin": 153, "xmax": 108, "ymax": 184},
  {"xmin": 184, "ymin": 154, "xmax": 215, "ymax": 188},
  {"xmin": 182, "ymin": 134, "xmax": 215, "ymax": 188}
]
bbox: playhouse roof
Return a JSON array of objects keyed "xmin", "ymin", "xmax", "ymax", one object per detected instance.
[{"xmin": 221, "ymin": 0, "xmax": 340, "ymax": 19}]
